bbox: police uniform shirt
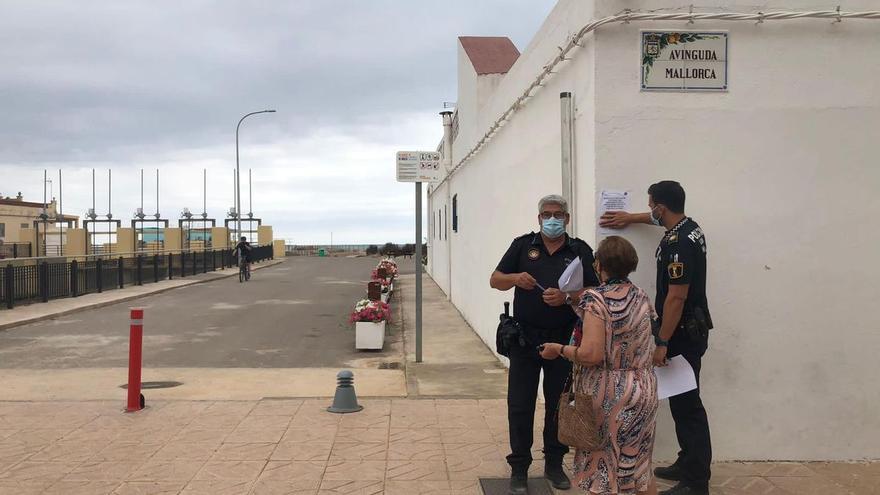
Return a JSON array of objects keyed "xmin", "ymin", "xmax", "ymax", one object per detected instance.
[
  {"xmin": 655, "ymin": 217, "xmax": 711, "ymax": 334},
  {"xmin": 495, "ymin": 232, "xmax": 599, "ymax": 332}
]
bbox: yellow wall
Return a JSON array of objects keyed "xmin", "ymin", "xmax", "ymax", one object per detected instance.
[
  {"xmin": 163, "ymin": 227, "xmax": 182, "ymax": 253},
  {"xmin": 258, "ymin": 225, "xmax": 273, "ymax": 246},
  {"xmin": 211, "ymin": 227, "xmax": 229, "ymax": 249},
  {"xmin": 273, "ymin": 239, "xmax": 285, "ymax": 259},
  {"xmin": 65, "ymin": 228, "xmax": 87, "ymax": 256},
  {"xmin": 116, "ymin": 228, "xmax": 136, "ymax": 254}
]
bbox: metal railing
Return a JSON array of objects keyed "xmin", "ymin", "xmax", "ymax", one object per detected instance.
[
  {"xmin": 0, "ymin": 242, "xmax": 33, "ymax": 260},
  {"xmin": 1, "ymin": 245, "xmax": 274, "ymax": 310}
]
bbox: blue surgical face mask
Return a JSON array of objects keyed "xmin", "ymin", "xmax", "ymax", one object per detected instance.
[
  {"xmin": 650, "ymin": 206, "xmax": 663, "ymax": 226},
  {"xmin": 541, "ymin": 218, "xmax": 566, "ymax": 239}
]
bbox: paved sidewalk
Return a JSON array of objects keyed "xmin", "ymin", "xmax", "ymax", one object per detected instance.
[
  {"xmin": 0, "ymin": 260, "xmax": 284, "ymax": 331},
  {"xmin": 0, "ymin": 399, "xmax": 877, "ymax": 494},
  {"xmin": 397, "ymin": 272, "xmax": 507, "ymax": 398}
]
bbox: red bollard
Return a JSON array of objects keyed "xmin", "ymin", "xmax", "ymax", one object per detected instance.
[{"xmin": 126, "ymin": 308, "xmax": 145, "ymax": 412}]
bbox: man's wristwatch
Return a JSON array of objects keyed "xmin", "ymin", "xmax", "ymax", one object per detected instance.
[
  {"xmin": 564, "ymin": 294, "xmax": 573, "ymax": 305},
  {"xmin": 654, "ymin": 335, "xmax": 669, "ymax": 347}
]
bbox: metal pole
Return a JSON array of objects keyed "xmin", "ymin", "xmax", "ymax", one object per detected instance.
[
  {"xmin": 108, "ymin": 169, "xmax": 112, "ymax": 217},
  {"xmin": 203, "ymin": 169, "xmax": 207, "ymax": 216},
  {"xmin": 235, "ymin": 109, "xmax": 275, "ymax": 242},
  {"xmin": 58, "ymin": 169, "xmax": 63, "ymax": 256},
  {"xmin": 560, "ymin": 92, "xmax": 576, "ymax": 236},
  {"xmin": 248, "ymin": 168, "xmax": 252, "ymax": 217},
  {"xmin": 155, "ymin": 169, "xmax": 159, "ymax": 217},
  {"xmin": 92, "ymin": 168, "xmax": 96, "ymax": 214},
  {"xmin": 415, "ymin": 182, "xmax": 423, "ymax": 363},
  {"xmin": 43, "ymin": 169, "xmax": 47, "ymax": 257},
  {"xmin": 140, "ymin": 169, "xmax": 144, "ymax": 212}
]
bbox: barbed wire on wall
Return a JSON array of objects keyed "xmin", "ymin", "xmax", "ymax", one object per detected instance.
[{"xmin": 432, "ymin": 8, "xmax": 880, "ymax": 191}]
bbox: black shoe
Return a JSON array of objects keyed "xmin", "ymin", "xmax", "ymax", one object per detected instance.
[
  {"xmin": 508, "ymin": 471, "xmax": 528, "ymax": 495},
  {"xmin": 659, "ymin": 482, "xmax": 709, "ymax": 495},
  {"xmin": 654, "ymin": 464, "xmax": 685, "ymax": 481},
  {"xmin": 544, "ymin": 463, "xmax": 571, "ymax": 490}
]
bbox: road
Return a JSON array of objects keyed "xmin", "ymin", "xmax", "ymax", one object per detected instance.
[{"xmin": 0, "ymin": 256, "xmax": 413, "ymax": 369}]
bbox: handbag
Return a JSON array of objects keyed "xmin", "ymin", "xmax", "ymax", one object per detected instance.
[
  {"xmin": 496, "ymin": 302, "xmax": 523, "ymax": 357},
  {"xmin": 557, "ymin": 302, "xmax": 607, "ymax": 450},
  {"xmin": 556, "ymin": 365, "xmax": 601, "ymax": 450}
]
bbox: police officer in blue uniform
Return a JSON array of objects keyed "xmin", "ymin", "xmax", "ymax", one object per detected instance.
[
  {"xmin": 491, "ymin": 195, "xmax": 600, "ymax": 495},
  {"xmin": 600, "ymin": 181, "xmax": 713, "ymax": 495}
]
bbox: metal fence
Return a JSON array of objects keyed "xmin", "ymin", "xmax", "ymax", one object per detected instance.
[
  {"xmin": 1, "ymin": 245, "xmax": 274, "ymax": 310},
  {"xmin": 0, "ymin": 242, "xmax": 33, "ymax": 260}
]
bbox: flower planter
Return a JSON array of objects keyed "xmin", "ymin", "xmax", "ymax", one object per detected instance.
[
  {"xmin": 355, "ymin": 321, "xmax": 386, "ymax": 350},
  {"xmin": 381, "ymin": 292, "xmax": 390, "ymax": 303}
]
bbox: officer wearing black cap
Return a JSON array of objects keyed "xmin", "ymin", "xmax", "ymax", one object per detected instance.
[
  {"xmin": 490, "ymin": 194, "xmax": 599, "ymax": 495},
  {"xmin": 600, "ymin": 180, "xmax": 713, "ymax": 495}
]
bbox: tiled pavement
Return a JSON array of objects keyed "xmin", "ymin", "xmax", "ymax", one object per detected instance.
[{"xmin": 0, "ymin": 399, "xmax": 878, "ymax": 495}]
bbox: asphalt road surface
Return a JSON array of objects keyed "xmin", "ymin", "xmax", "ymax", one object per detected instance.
[{"xmin": 0, "ymin": 256, "xmax": 414, "ymax": 369}]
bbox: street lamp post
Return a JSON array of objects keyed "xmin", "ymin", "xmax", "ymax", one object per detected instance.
[{"xmin": 235, "ymin": 109, "xmax": 276, "ymax": 241}]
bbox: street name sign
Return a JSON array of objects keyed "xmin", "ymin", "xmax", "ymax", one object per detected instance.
[
  {"xmin": 396, "ymin": 151, "xmax": 442, "ymax": 183},
  {"xmin": 641, "ymin": 31, "xmax": 728, "ymax": 92}
]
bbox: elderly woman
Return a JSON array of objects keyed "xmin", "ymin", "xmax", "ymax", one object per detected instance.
[{"xmin": 540, "ymin": 236, "xmax": 659, "ymax": 495}]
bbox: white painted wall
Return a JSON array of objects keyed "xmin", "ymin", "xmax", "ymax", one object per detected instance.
[{"xmin": 429, "ymin": 0, "xmax": 880, "ymax": 460}]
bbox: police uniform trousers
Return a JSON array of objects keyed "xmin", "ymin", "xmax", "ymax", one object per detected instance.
[
  {"xmin": 506, "ymin": 334, "xmax": 571, "ymax": 472},
  {"xmin": 668, "ymin": 335, "xmax": 712, "ymax": 488}
]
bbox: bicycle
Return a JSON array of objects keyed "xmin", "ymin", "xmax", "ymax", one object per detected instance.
[{"xmin": 239, "ymin": 256, "xmax": 251, "ymax": 282}]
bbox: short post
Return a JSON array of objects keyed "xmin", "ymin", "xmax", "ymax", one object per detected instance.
[
  {"xmin": 5, "ymin": 264, "xmax": 15, "ymax": 309},
  {"xmin": 39, "ymin": 262, "xmax": 49, "ymax": 302},
  {"xmin": 118, "ymin": 257, "xmax": 124, "ymax": 289},
  {"xmin": 126, "ymin": 308, "xmax": 145, "ymax": 412},
  {"xmin": 70, "ymin": 259, "xmax": 79, "ymax": 297},
  {"xmin": 96, "ymin": 258, "xmax": 103, "ymax": 293}
]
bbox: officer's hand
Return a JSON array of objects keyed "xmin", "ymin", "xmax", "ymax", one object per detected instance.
[
  {"xmin": 599, "ymin": 211, "xmax": 630, "ymax": 229},
  {"xmin": 653, "ymin": 346, "xmax": 669, "ymax": 367},
  {"xmin": 514, "ymin": 272, "xmax": 537, "ymax": 290},
  {"xmin": 539, "ymin": 343, "xmax": 561, "ymax": 360},
  {"xmin": 542, "ymin": 288, "xmax": 567, "ymax": 307}
]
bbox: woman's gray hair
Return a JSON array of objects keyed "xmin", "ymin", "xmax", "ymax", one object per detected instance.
[{"xmin": 538, "ymin": 194, "xmax": 568, "ymax": 213}]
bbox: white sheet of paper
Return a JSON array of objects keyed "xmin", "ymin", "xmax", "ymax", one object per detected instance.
[
  {"xmin": 597, "ymin": 190, "xmax": 631, "ymax": 236},
  {"xmin": 655, "ymin": 355, "xmax": 698, "ymax": 400},
  {"xmin": 558, "ymin": 256, "xmax": 583, "ymax": 292}
]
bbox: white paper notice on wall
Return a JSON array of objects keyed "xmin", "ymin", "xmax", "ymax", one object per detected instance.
[{"xmin": 597, "ymin": 190, "xmax": 631, "ymax": 237}]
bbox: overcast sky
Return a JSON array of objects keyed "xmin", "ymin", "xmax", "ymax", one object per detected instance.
[{"xmin": 0, "ymin": 1, "xmax": 557, "ymax": 244}]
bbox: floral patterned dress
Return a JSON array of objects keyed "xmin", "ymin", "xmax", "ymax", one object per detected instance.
[{"xmin": 570, "ymin": 283, "xmax": 658, "ymax": 494}]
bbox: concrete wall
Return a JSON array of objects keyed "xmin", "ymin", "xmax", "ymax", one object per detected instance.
[
  {"xmin": 430, "ymin": 0, "xmax": 880, "ymax": 460},
  {"xmin": 163, "ymin": 228, "xmax": 182, "ymax": 253},
  {"xmin": 64, "ymin": 228, "xmax": 86, "ymax": 256},
  {"xmin": 116, "ymin": 228, "xmax": 136, "ymax": 254},
  {"xmin": 258, "ymin": 225, "xmax": 273, "ymax": 246},
  {"xmin": 212, "ymin": 227, "xmax": 230, "ymax": 249}
]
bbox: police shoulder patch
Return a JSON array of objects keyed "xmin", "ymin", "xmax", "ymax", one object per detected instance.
[
  {"xmin": 668, "ymin": 262, "xmax": 684, "ymax": 279},
  {"xmin": 667, "ymin": 232, "xmax": 679, "ymax": 244},
  {"xmin": 528, "ymin": 248, "xmax": 540, "ymax": 260}
]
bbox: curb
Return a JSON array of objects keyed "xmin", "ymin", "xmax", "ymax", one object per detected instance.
[{"xmin": 0, "ymin": 259, "xmax": 285, "ymax": 332}]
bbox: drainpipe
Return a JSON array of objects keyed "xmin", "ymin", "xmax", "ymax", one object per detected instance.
[
  {"xmin": 560, "ymin": 92, "xmax": 576, "ymax": 237},
  {"xmin": 440, "ymin": 111, "xmax": 454, "ymax": 301}
]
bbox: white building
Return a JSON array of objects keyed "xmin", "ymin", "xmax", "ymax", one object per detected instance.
[{"xmin": 427, "ymin": 1, "xmax": 880, "ymax": 461}]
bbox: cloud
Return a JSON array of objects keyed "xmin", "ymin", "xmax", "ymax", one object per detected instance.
[{"xmin": 0, "ymin": 0, "xmax": 557, "ymax": 243}]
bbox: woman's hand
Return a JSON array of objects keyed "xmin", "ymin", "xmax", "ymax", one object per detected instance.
[{"xmin": 539, "ymin": 343, "xmax": 563, "ymax": 360}]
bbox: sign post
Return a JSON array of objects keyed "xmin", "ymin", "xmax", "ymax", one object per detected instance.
[{"xmin": 396, "ymin": 151, "xmax": 441, "ymax": 363}]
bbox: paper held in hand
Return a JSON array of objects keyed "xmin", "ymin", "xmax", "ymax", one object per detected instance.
[
  {"xmin": 655, "ymin": 355, "xmax": 698, "ymax": 400},
  {"xmin": 558, "ymin": 257, "xmax": 583, "ymax": 293}
]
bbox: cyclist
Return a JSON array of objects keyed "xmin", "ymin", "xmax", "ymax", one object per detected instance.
[{"xmin": 233, "ymin": 236, "xmax": 253, "ymax": 280}]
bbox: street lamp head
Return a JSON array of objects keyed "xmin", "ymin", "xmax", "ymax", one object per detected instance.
[{"xmin": 265, "ymin": 109, "xmax": 276, "ymax": 113}]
